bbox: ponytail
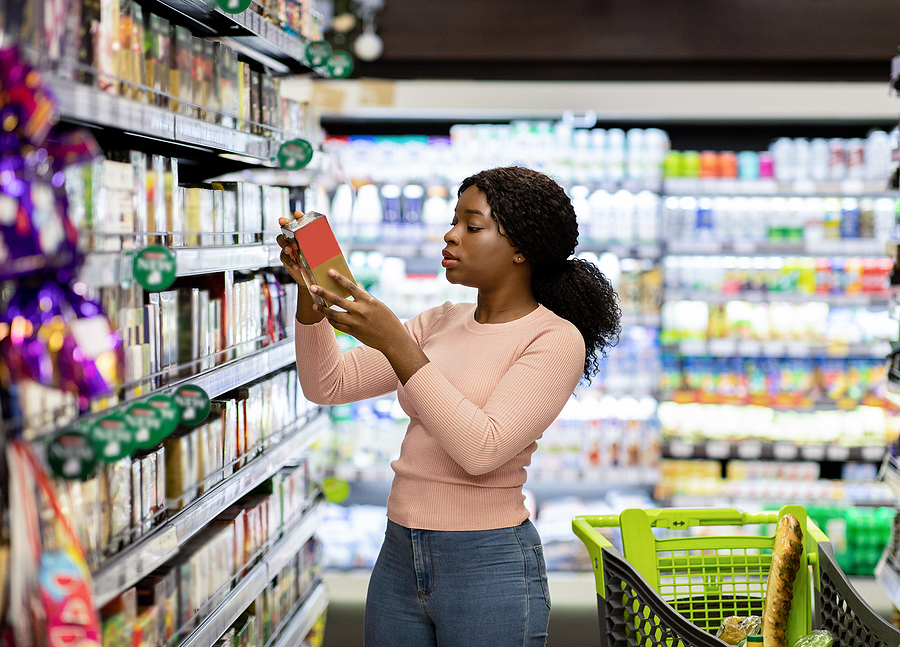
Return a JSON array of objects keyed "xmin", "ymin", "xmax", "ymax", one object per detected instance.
[{"xmin": 532, "ymin": 258, "xmax": 621, "ymax": 381}]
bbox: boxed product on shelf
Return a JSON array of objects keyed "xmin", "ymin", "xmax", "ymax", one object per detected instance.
[
  {"xmin": 170, "ymin": 24, "xmax": 193, "ymax": 116},
  {"xmin": 144, "ymin": 13, "xmax": 171, "ymax": 109}
]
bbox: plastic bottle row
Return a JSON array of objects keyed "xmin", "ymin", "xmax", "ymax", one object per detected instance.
[
  {"xmin": 661, "ymin": 195, "xmax": 897, "ymax": 244},
  {"xmin": 663, "ymin": 255, "xmax": 894, "ymax": 296},
  {"xmin": 663, "ymin": 130, "xmax": 898, "ymax": 184},
  {"xmin": 659, "ymin": 355, "xmax": 888, "ymax": 408},
  {"xmin": 327, "ymin": 125, "xmax": 672, "ymax": 188},
  {"xmin": 657, "ymin": 402, "xmax": 897, "ymax": 447},
  {"xmin": 660, "ymin": 301, "xmax": 898, "ymax": 346},
  {"xmin": 39, "ymin": 0, "xmax": 321, "ymax": 134},
  {"xmin": 64, "ymin": 152, "xmax": 292, "ymax": 252}
]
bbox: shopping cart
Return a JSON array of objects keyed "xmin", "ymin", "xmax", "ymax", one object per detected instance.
[{"xmin": 572, "ymin": 505, "xmax": 900, "ymax": 647}]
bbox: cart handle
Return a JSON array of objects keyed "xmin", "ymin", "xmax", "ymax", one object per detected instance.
[{"xmin": 574, "ymin": 508, "xmax": 778, "ymax": 531}]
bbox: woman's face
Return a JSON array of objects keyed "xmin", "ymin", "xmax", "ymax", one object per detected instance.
[{"xmin": 442, "ymin": 186, "xmax": 519, "ymax": 289}]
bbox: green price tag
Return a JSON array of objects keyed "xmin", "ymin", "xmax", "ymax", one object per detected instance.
[
  {"xmin": 47, "ymin": 430, "xmax": 98, "ymax": 480},
  {"xmin": 126, "ymin": 402, "xmax": 166, "ymax": 449},
  {"xmin": 322, "ymin": 476, "xmax": 350, "ymax": 503},
  {"xmin": 91, "ymin": 413, "xmax": 138, "ymax": 462},
  {"xmin": 173, "ymin": 384, "xmax": 211, "ymax": 426},
  {"xmin": 326, "ymin": 51, "xmax": 354, "ymax": 79},
  {"xmin": 133, "ymin": 245, "xmax": 177, "ymax": 291},
  {"xmin": 305, "ymin": 41, "xmax": 332, "ymax": 68},
  {"xmin": 277, "ymin": 138, "xmax": 314, "ymax": 171},
  {"xmin": 146, "ymin": 394, "xmax": 183, "ymax": 439},
  {"xmin": 216, "ymin": 0, "xmax": 252, "ymax": 13}
]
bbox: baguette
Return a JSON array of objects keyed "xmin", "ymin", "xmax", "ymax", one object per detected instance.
[{"xmin": 761, "ymin": 514, "xmax": 804, "ymax": 647}]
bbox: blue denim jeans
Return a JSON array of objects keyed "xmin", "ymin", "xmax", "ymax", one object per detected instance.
[{"xmin": 364, "ymin": 519, "xmax": 551, "ymax": 647}]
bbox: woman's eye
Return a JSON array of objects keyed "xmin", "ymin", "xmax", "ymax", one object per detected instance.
[{"xmin": 467, "ymin": 226, "xmax": 481, "ymax": 232}]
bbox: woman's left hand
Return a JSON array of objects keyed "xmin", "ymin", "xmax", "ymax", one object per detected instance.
[{"xmin": 310, "ymin": 269, "xmax": 406, "ymax": 353}]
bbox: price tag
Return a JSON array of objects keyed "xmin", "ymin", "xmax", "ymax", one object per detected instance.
[
  {"xmin": 146, "ymin": 394, "xmax": 183, "ymax": 438},
  {"xmin": 126, "ymin": 402, "xmax": 166, "ymax": 449},
  {"xmin": 91, "ymin": 413, "xmax": 137, "ymax": 462},
  {"xmin": 173, "ymin": 385, "xmax": 211, "ymax": 426},
  {"xmin": 326, "ymin": 51, "xmax": 354, "ymax": 79},
  {"xmin": 825, "ymin": 445, "xmax": 850, "ymax": 461},
  {"xmin": 133, "ymin": 245, "xmax": 177, "ymax": 291},
  {"xmin": 47, "ymin": 430, "xmax": 98, "ymax": 480},
  {"xmin": 277, "ymin": 138, "xmax": 314, "ymax": 170},
  {"xmin": 305, "ymin": 41, "xmax": 332, "ymax": 68}
]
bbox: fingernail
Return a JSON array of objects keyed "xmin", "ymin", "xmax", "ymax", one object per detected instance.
[
  {"xmin": 312, "ymin": 304, "xmax": 318, "ymax": 311},
  {"xmin": 310, "ymin": 286, "xmax": 318, "ymax": 293},
  {"xmin": 328, "ymin": 269, "xmax": 337, "ymax": 277}
]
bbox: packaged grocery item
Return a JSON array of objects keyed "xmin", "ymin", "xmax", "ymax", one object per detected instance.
[
  {"xmin": 716, "ymin": 615, "xmax": 761, "ymax": 645},
  {"xmin": 169, "ymin": 24, "xmax": 192, "ymax": 115},
  {"xmin": 282, "ymin": 211, "xmax": 356, "ymax": 307},
  {"xmin": 791, "ymin": 631, "xmax": 834, "ymax": 647}
]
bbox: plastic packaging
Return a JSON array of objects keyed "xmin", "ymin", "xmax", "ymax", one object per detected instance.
[{"xmin": 716, "ymin": 615, "xmax": 762, "ymax": 645}]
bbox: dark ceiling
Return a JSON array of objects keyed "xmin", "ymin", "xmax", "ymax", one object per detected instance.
[{"xmin": 347, "ymin": 0, "xmax": 899, "ymax": 82}]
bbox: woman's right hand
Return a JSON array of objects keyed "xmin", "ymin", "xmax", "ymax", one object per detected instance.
[{"xmin": 277, "ymin": 212, "xmax": 325, "ymax": 325}]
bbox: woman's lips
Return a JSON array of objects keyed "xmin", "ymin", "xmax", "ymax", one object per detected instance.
[{"xmin": 442, "ymin": 250, "xmax": 458, "ymax": 268}]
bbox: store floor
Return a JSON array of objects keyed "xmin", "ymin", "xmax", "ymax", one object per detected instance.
[{"xmin": 322, "ymin": 570, "xmax": 893, "ymax": 646}]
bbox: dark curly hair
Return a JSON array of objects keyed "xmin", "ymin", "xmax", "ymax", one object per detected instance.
[{"xmin": 458, "ymin": 166, "xmax": 621, "ymax": 381}]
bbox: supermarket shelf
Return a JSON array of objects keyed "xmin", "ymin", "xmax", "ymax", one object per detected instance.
[
  {"xmin": 620, "ymin": 312, "xmax": 662, "ymax": 327},
  {"xmin": 158, "ymin": 0, "xmax": 309, "ymax": 73},
  {"xmin": 337, "ymin": 472, "xmax": 658, "ymax": 508},
  {"xmin": 664, "ymin": 290, "xmax": 891, "ymax": 307},
  {"xmin": 179, "ymin": 498, "xmax": 323, "ymax": 647},
  {"xmin": 663, "ymin": 439, "xmax": 888, "ymax": 463},
  {"xmin": 576, "ymin": 243, "xmax": 663, "ymax": 259},
  {"xmin": 666, "ymin": 239, "xmax": 889, "ymax": 257},
  {"xmin": 78, "ymin": 243, "xmax": 283, "ymax": 288},
  {"xmin": 92, "ymin": 411, "xmax": 328, "ymax": 606},
  {"xmin": 663, "ymin": 339, "xmax": 893, "ymax": 359},
  {"xmin": 52, "ymin": 77, "xmax": 277, "ymax": 164},
  {"xmin": 268, "ymin": 581, "xmax": 329, "ymax": 647},
  {"xmin": 184, "ymin": 338, "xmax": 296, "ymax": 398},
  {"xmin": 663, "ymin": 178, "xmax": 893, "ymax": 197}
]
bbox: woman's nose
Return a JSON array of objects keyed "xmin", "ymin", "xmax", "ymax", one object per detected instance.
[{"xmin": 444, "ymin": 225, "xmax": 460, "ymax": 244}]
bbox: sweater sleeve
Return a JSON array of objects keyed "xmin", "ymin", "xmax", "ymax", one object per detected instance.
[
  {"xmin": 293, "ymin": 318, "xmax": 398, "ymax": 405},
  {"xmin": 401, "ymin": 323, "xmax": 585, "ymax": 476},
  {"xmin": 293, "ymin": 303, "xmax": 451, "ymax": 406}
]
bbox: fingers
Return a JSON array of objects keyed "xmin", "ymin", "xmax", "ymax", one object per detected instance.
[{"xmin": 327, "ymin": 269, "xmax": 366, "ymax": 298}]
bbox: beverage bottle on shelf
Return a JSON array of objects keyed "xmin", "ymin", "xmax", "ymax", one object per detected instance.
[
  {"xmin": 400, "ymin": 183, "xmax": 425, "ymax": 244},
  {"xmin": 802, "ymin": 197, "xmax": 825, "ymax": 245},
  {"xmin": 809, "ymin": 138, "xmax": 830, "ymax": 181},
  {"xmin": 858, "ymin": 198, "xmax": 875, "ymax": 238},
  {"xmin": 351, "ymin": 184, "xmax": 383, "ymax": 243},
  {"xmin": 679, "ymin": 196, "xmax": 698, "ymax": 240},
  {"xmin": 712, "ymin": 196, "xmax": 734, "ymax": 242},
  {"xmin": 748, "ymin": 197, "xmax": 769, "ymax": 242},
  {"xmin": 612, "ymin": 190, "xmax": 637, "ymax": 244},
  {"xmin": 797, "ymin": 257, "xmax": 816, "ymax": 294},
  {"xmin": 422, "ymin": 185, "xmax": 451, "ymax": 242},
  {"xmin": 822, "ymin": 198, "xmax": 842, "ymax": 241},
  {"xmin": 873, "ymin": 197, "xmax": 896, "ymax": 243},
  {"xmin": 828, "ymin": 139, "xmax": 847, "ymax": 181},
  {"xmin": 636, "ymin": 190, "xmax": 661, "ymax": 244},
  {"xmin": 380, "ymin": 184, "xmax": 403, "ymax": 243},
  {"xmin": 570, "ymin": 185, "xmax": 592, "ymax": 234},
  {"xmin": 758, "ymin": 152, "xmax": 775, "ymax": 179},
  {"xmin": 771, "ymin": 138, "xmax": 796, "ymax": 182},
  {"xmin": 794, "ymin": 138, "xmax": 811, "ymax": 181},
  {"xmin": 737, "ymin": 151, "xmax": 759, "ymax": 181},
  {"xmin": 695, "ymin": 197, "xmax": 714, "ymax": 241},
  {"xmin": 662, "ymin": 196, "xmax": 683, "ymax": 241},
  {"xmin": 840, "ymin": 198, "xmax": 860, "ymax": 239},
  {"xmin": 785, "ymin": 197, "xmax": 805, "ymax": 242},
  {"xmin": 588, "ymin": 189, "xmax": 613, "ymax": 244},
  {"xmin": 865, "ymin": 130, "xmax": 893, "ymax": 184},
  {"xmin": 768, "ymin": 197, "xmax": 789, "ymax": 241},
  {"xmin": 329, "ymin": 183, "xmax": 354, "ymax": 242},
  {"xmin": 845, "ymin": 139, "xmax": 865, "ymax": 180}
]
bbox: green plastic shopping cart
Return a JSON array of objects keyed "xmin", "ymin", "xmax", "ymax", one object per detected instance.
[{"xmin": 572, "ymin": 505, "xmax": 900, "ymax": 647}]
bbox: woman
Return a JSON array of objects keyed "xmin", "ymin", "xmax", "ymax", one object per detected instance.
[{"xmin": 278, "ymin": 166, "xmax": 621, "ymax": 647}]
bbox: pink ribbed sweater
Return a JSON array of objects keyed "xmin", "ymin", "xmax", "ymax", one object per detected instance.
[{"xmin": 294, "ymin": 302, "xmax": 585, "ymax": 531}]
